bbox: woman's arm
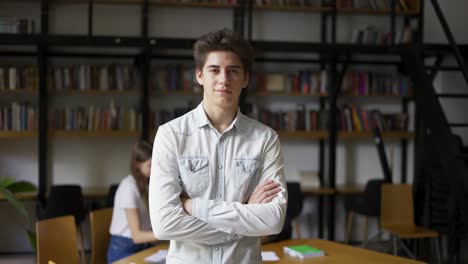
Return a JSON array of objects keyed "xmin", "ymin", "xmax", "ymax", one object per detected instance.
[{"xmin": 125, "ymin": 208, "xmax": 158, "ymax": 244}]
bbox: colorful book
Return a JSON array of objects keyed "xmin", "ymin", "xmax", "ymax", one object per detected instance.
[{"xmin": 283, "ymin": 245, "xmax": 325, "ymax": 259}]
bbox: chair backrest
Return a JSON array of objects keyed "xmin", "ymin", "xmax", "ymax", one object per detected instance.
[
  {"xmin": 381, "ymin": 183, "xmax": 414, "ymax": 227},
  {"xmin": 43, "ymin": 185, "xmax": 86, "ymax": 224},
  {"xmin": 362, "ymin": 179, "xmax": 387, "ymax": 215},
  {"xmin": 106, "ymin": 183, "xmax": 119, "ymax": 208},
  {"xmin": 90, "ymin": 208, "xmax": 113, "ymax": 264},
  {"xmin": 286, "ymin": 182, "xmax": 304, "ymax": 220},
  {"xmin": 36, "ymin": 215, "xmax": 80, "ymax": 264}
]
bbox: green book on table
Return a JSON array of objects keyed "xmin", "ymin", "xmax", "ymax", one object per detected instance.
[{"xmin": 283, "ymin": 245, "xmax": 325, "ymax": 258}]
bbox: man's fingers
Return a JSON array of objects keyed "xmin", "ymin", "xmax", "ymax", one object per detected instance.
[
  {"xmin": 248, "ymin": 180, "xmax": 282, "ymax": 204},
  {"xmin": 259, "ymin": 186, "xmax": 282, "ymax": 204}
]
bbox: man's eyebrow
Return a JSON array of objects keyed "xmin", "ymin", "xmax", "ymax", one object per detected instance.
[{"xmin": 206, "ymin": 65, "xmax": 241, "ymax": 69}]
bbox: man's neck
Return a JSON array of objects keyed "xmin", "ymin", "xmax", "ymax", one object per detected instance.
[{"xmin": 202, "ymin": 102, "xmax": 238, "ymax": 133}]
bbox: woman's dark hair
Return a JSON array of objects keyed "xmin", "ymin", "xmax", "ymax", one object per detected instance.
[
  {"xmin": 130, "ymin": 140, "xmax": 152, "ymax": 208},
  {"xmin": 193, "ymin": 28, "xmax": 254, "ymax": 73}
]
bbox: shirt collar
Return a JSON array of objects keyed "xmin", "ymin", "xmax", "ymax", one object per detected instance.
[{"xmin": 193, "ymin": 102, "xmax": 245, "ymax": 134}]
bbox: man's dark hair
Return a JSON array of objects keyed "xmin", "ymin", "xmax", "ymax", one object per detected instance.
[{"xmin": 193, "ymin": 28, "xmax": 254, "ymax": 73}]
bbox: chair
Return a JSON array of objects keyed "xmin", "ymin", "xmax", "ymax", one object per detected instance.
[
  {"xmin": 90, "ymin": 208, "xmax": 113, "ymax": 264},
  {"xmin": 381, "ymin": 183, "xmax": 441, "ymax": 262},
  {"xmin": 286, "ymin": 182, "xmax": 304, "ymax": 239},
  {"xmin": 36, "ymin": 215, "xmax": 80, "ymax": 264},
  {"xmin": 261, "ymin": 182, "xmax": 304, "ymax": 244},
  {"xmin": 106, "ymin": 183, "xmax": 119, "ymax": 208},
  {"xmin": 40, "ymin": 185, "xmax": 87, "ymax": 262},
  {"xmin": 345, "ymin": 179, "xmax": 387, "ymax": 244}
]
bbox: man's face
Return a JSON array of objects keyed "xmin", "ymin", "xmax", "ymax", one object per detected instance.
[{"xmin": 196, "ymin": 51, "xmax": 249, "ymax": 110}]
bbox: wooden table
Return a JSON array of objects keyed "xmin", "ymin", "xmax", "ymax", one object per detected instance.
[{"xmin": 113, "ymin": 239, "xmax": 423, "ymax": 264}]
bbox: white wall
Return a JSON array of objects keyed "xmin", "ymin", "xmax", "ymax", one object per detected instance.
[{"xmin": 1, "ymin": 0, "xmax": 467, "ymax": 252}]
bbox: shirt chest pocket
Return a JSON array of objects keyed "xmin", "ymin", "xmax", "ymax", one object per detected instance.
[
  {"xmin": 234, "ymin": 159, "xmax": 261, "ymax": 197},
  {"xmin": 177, "ymin": 157, "xmax": 209, "ymax": 197}
]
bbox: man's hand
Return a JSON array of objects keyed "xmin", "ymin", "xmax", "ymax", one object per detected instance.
[
  {"xmin": 180, "ymin": 192, "xmax": 193, "ymax": 215},
  {"xmin": 247, "ymin": 179, "xmax": 282, "ymax": 204}
]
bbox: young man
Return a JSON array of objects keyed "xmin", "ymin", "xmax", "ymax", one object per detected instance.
[{"xmin": 149, "ymin": 28, "xmax": 287, "ymax": 263}]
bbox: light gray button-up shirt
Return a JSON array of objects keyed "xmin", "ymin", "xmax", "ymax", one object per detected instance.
[{"xmin": 149, "ymin": 103, "xmax": 287, "ymax": 264}]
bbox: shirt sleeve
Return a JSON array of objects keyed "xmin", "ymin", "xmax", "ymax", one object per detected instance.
[
  {"xmin": 191, "ymin": 133, "xmax": 287, "ymax": 236},
  {"xmin": 149, "ymin": 126, "xmax": 237, "ymax": 245},
  {"xmin": 114, "ymin": 177, "xmax": 139, "ymax": 209}
]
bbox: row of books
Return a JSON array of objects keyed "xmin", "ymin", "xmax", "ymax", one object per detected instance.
[
  {"xmin": 48, "ymin": 104, "xmax": 141, "ymax": 131},
  {"xmin": 0, "ymin": 66, "xmax": 39, "ymax": 90},
  {"xmin": 0, "ymin": 18, "xmax": 35, "ymax": 34},
  {"xmin": 252, "ymin": 69, "xmax": 411, "ymax": 96},
  {"xmin": 341, "ymin": 71, "xmax": 412, "ymax": 96},
  {"xmin": 51, "ymin": 64, "xmax": 141, "ymax": 91},
  {"xmin": 250, "ymin": 104, "xmax": 408, "ymax": 132},
  {"xmin": 0, "ymin": 65, "xmax": 411, "ymax": 97},
  {"xmin": 338, "ymin": 104, "xmax": 408, "ymax": 132},
  {"xmin": 252, "ymin": 70, "xmax": 328, "ymax": 95},
  {"xmin": 151, "ymin": 65, "xmax": 200, "ymax": 93},
  {"xmin": 150, "ymin": 107, "xmax": 192, "ymax": 129},
  {"xmin": 0, "ymin": 103, "xmax": 37, "ymax": 131},
  {"xmin": 337, "ymin": 0, "xmax": 418, "ymax": 11},
  {"xmin": 351, "ymin": 25, "xmax": 415, "ymax": 45}
]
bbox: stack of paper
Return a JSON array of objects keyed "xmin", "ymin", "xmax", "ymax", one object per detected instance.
[{"xmin": 144, "ymin": 250, "xmax": 168, "ymax": 263}]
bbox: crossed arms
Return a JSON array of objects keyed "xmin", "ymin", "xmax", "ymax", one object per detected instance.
[{"xmin": 149, "ymin": 126, "xmax": 287, "ymax": 245}]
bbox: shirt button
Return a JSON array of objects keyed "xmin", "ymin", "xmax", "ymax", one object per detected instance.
[
  {"xmin": 234, "ymin": 235, "xmax": 238, "ymax": 239},
  {"xmin": 218, "ymin": 165, "xmax": 223, "ymax": 169},
  {"xmin": 220, "ymin": 138, "xmax": 224, "ymax": 142},
  {"xmin": 215, "ymin": 247, "xmax": 219, "ymax": 251},
  {"xmin": 217, "ymin": 193, "xmax": 222, "ymax": 198}
]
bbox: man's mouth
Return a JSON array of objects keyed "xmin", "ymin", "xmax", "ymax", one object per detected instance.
[{"xmin": 215, "ymin": 89, "xmax": 232, "ymax": 94}]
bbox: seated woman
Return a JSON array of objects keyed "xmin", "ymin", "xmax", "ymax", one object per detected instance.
[{"xmin": 107, "ymin": 141, "xmax": 158, "ymax": 263}]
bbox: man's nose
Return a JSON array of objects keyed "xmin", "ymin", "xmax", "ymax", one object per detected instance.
[{"xmin": 218, "ymin": 70, "xmax": 230, "ymax": 85}]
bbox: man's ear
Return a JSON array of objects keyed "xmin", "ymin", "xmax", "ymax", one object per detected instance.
[
  {"xmin": 243, "ymin": 71, "xmax": 250, "ymax": 89},
  {"xmin": 196, "ymin": 68, "xmax": 204, "ymax": 86}
]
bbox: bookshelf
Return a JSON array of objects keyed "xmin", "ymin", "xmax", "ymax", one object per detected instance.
[{"xmin": 0, "ymin": 0, "xmax": 422, "ymax": 248}]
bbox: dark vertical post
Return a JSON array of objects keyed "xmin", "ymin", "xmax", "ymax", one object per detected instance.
[
  {"xmin": 318, "ymin": 97, "xmax": 326, "ymax": 239},
  {"xmin": 247, "ymin": 0, "xmax": 253, "ymax": 41},
  {"xmin": 321, "ymin": 0, "xmax": 327, "ymax": 44},
  {"xmin": 38, "ymin": 0, "xmax": 49, "ymax": 201},
  {"xmin": 331, "ymin": 1, "xmax": 336, "ymax": 44},
  {"xmin": 418, "ymin": 0, "xmax": 424, "ymax": 44},
  {"xmin": 401, "ymin": 97, "xmax": 408, "ymax": 183},
  {"xmin": 391, "ymin": 0, "xmax": 396, "ymax": 45},
  {"xmin": 233, "ymin": 0, "xmax": 245, "ymax": 35},
  {"xmin": 88, "ymin": 0, "xmax": 93, "ymax": 37},
  {"xmin": 140, "ymin": 0, "xmax": 150, "ymax": 141},
  {"xmin": 327, "ymin": 56, "xmax": 338, "ymax": 241}
]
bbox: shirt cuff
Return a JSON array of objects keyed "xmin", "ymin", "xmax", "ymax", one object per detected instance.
[{"xmin": 192, "ymin": 197, "xmax": 209, "ymax": 223}]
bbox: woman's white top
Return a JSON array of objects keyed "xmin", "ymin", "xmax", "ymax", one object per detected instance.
[{"xmin": 109, "ymin": 175, "xmax": 152, "ymax": 238}]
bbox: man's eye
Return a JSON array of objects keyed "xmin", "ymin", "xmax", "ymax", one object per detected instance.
[{"xmin": 210, "ymin": 69, "xmax": 219, "ymax": 73}]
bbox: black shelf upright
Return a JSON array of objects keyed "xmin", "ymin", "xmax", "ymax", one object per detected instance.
[
  {"xmin": 326, "ymin": 0, "xmax": 339, "ymax": 241},
  {"xmin": 141, "ymin": 0, "xmax": 151, "ymax": 141},
  {"xmin": 37, "ymin": 0, "xmax": 49, "ymax": 204}
]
